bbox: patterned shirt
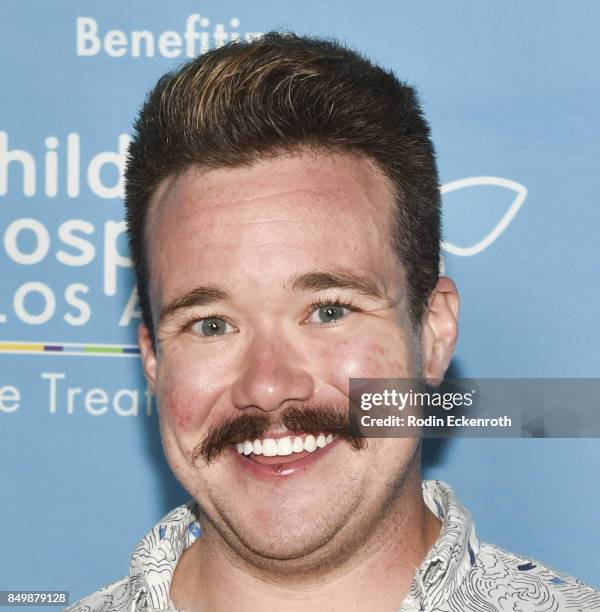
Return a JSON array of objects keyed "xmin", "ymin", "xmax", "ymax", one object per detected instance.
[{"xmin": 65, "ymin": 480, "xmax": 600, "ymax": 611}]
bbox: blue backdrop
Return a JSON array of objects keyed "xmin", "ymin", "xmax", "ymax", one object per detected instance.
[{"xmin": 1, "ymin": 1, "xmax": 599, "ymax": 606}]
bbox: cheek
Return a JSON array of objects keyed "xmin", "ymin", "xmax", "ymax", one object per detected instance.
[
  {"xmin": 315, "ymin": 333, "xmax": 415, "ymax": 385},
  {"xmin": 156, "ymin": 355, "xmax": 225, "ymax": 433},
  {"xmin": 159, "ymin": 381, "xmax": 207, "ymax": 432}
]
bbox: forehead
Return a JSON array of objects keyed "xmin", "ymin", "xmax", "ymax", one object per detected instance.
[{"xmin": 145, "ymin": 150, "xmax": 400, "ymax": 304}]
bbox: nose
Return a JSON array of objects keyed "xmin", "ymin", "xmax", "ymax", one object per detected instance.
[{"xmin": 231, "ymin": 333, "xmax": 314, "ymax": 413}]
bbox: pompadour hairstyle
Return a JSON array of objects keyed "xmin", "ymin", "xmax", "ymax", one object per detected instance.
[{"xmin": 125, "ymin": 32, "xmax": 441, "ymax": 344}]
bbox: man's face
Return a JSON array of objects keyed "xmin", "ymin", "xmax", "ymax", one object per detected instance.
[{"xmin": 140, "ymin": 150, "xmax": 430, "ymax": 567}]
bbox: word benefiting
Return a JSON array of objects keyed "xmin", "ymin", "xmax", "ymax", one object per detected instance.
[
  {"xmin": 360, "ymin": 388, "xmax": 475, "ymax": 411},
  {"xmin": 76, "ymin": 15, "xmax": 263, "ymax": 58}
]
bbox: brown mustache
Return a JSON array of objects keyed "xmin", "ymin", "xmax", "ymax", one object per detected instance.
[{"xmin": 193, "ymin": 405, "xmax": 366, "ymax": 464}]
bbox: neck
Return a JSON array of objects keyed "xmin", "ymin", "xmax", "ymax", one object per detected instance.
[{"xmin": 171, "ymin": 470, "xmax": 441, "ymax": 612}]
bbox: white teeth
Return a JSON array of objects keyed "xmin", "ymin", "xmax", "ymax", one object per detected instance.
[
  {"xmin": 236, "ymin": 433, "xmax": 337, "ymax": 457},
  {"xmin": 276, "ymin": 437, "xmax": 293, "ymax": 455},
  {"xmin": 304, "ymin": 434, "xmax": 317, "ymax": 452},
  {"xmin": 292, "ymin": 436, "xmax": 304, "ymax": 453},
  {"xmin": 262, "ymin": 438, "xmax": 278, "ymax": 457}
]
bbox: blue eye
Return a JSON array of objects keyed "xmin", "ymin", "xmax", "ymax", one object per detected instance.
[
  {"xmin": 307, "ymin": 303, "xmax": 351, "ymax": 324},
  {"xmin": 192, "ymin": 317, "xmax": 233, "ymax": 337}
]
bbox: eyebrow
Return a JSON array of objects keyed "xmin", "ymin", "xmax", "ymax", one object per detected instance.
[
  {"xmin": 286, "ymin": 270, "xmax": 387, "ymax": 300},
  {"xmin": 159, "ymin": 270, "xmax": 388, "ymax": 325},
  {"xmin": 159, "ymin": 285, "xmax": 231, "ymax": 325}
]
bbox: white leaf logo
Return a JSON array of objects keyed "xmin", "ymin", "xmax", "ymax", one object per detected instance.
[{"xmin": 440, "ymin": 176, "xmax": 527, "ymax": 256}]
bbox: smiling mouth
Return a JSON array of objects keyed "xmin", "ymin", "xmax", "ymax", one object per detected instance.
[{"xmin": 232, "ymin": 432, "xmax": 339, "ymax": 471}]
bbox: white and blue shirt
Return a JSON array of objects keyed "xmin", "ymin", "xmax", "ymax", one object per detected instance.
[{"xmin": 65, "ymin": 480, "xmax": 600, "ymax": 611}]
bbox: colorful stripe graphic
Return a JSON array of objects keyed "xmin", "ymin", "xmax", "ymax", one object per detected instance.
[{"xmin": 0, "ymin": 341, "xmax": 141, "ymax": 357}]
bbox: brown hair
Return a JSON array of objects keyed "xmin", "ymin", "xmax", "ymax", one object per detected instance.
[{"xmin": 125, "ymin": 32, "xmax": 441, "ymax": 344}]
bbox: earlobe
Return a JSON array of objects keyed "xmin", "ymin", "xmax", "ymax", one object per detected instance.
[
  {"xmin": 138, "ymin": 323, "xmax": 157, "ymax": 390},
  {"xmin": 421, "ymin": 276, "xmax": 459, "ymax": 384}
]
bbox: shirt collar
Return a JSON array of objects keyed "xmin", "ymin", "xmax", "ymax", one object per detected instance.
[
  {"xmin": 128, "ymin": 480, "xmax": 478, "ymax": 611},
  {"xmin": 129, "ymin": 501, "xmax": 202, "ymax": 610},
  {"xmin": 405, "ymin": 480, "xmax": 479, "ymax": 611}
]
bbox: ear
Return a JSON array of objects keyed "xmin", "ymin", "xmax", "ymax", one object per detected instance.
[
  {"xmin": 138, "ymin": 323, "xmax": 157, "ymax": 390},
  {"xmin": 421, "ymin": 276, "xmax": 459, "ymax": 384}
]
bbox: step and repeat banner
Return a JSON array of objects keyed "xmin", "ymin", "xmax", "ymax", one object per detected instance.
[{"xmin": 1, "ymin": 0, "xmax": 599, "ymax": 603}]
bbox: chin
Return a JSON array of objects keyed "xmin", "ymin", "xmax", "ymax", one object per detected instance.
[
  {"xmin": 241, "ymin": 528, "xmax": 334, "ymax": 562},
  {"xmin": 208, "ymin": 490, "xmax": 360, "ymax": 564}
]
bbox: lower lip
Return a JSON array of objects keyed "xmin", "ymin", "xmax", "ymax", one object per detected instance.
[{"xmin": 229, "ymin": 436, "xmax": 343, "ymax": 479}]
